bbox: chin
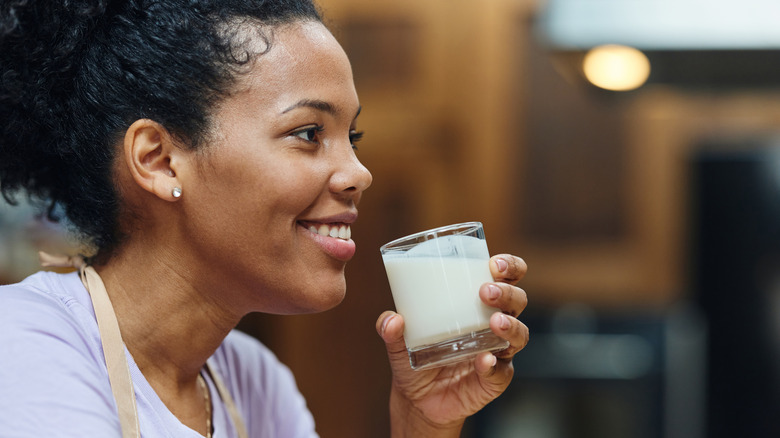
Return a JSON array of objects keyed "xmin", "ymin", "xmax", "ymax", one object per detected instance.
[
  {"xmin": 307, "ymin": 293, "xmax": 346, "ymax": 314},
  {"xmin": 309, "ymin": 283, "xmax": 347, "ymax": 313},
  {"xmin": 283, "ymin": 280, "xmax": 347, "ymax": 315}
]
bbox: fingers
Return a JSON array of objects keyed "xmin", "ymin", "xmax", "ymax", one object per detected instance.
[
  {"xmin": 490, "ymin": 254, "xmax": 527, "ymax": 285},
  {"xmin": 475, "ymin": 351, "xmax": 514, "ymax": 382},
  {"xmin": 489, "ymin": 312, "xmax": 529, "ymax": 360},
  {"xmin": 480, "ymin": 281, "xmax": 528, "ymax": 318},
  {"xmin": 474, "ymin": 351, "xmax": 498, "ymax": 375},
  {"xmin": 484, "ymin": 254, "xmax": 530, "ymax": 360}
]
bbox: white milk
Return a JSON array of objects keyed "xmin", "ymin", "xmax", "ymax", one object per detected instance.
[{"xmin": 382, "ymin": 255, "xmax": 496, "ymax": 349}]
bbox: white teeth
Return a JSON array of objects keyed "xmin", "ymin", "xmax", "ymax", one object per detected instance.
[{"xmin": 307, "ymin": 223, "xmax": 352, "ymax": 241}]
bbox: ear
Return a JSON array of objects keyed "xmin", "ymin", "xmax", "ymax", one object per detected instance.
[{"xmin": 123, "ymin": 119, "xmax": 184, "ymax": 202}]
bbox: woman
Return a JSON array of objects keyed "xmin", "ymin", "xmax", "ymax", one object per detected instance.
[{"xmin": 0, "ymin": 0, "xmax": 530, "ymax": 436}]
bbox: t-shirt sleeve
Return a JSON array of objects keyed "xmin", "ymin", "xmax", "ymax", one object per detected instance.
[
  {"xmin": 0, "ymin": 283, "xmax": 121, "ymax": 437},
  {"xmin": 215, "ymin": 330, "xmax": 318, "ymax": 438}
]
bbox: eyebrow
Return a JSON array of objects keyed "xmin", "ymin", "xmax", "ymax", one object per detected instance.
[{"xmin": 282, "ymin": 99, "xmax": 362, "ymax": 120}]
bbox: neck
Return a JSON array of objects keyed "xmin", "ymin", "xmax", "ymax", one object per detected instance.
[{"xmin": 94, "ymin": 241, "xmax": 243, "ymax": 390}]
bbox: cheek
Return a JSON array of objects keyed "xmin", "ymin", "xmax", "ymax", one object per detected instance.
[{"xmin": 267, "ymin": 164, "xmax": 329, "ymax": 208}]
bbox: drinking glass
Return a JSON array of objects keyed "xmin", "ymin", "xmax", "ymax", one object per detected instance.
[{"xmin": 380, "ymin": 222, "xmax": 509, "ymax": 370}]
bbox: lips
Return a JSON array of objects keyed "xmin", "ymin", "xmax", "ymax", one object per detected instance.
[{"xmin": 298, "ymin": 220, "xmax": 357, "ymax": 262}]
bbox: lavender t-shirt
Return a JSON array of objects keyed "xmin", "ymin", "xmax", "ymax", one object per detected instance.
[{"xmin": 0, "ymin": 271, "xmax": 318, "ymax": 437}]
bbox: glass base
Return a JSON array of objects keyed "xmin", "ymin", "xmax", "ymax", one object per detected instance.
[{"xmin": 407, "ymin": 328, "xmax": 510, "ymax": 371}]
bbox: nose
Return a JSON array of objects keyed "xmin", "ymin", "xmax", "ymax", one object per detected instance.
[{"xmin": 330, "ymin": 146, "xmax": 373, "ymax": 200}]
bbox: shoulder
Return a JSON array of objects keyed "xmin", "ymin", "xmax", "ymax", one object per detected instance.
[
  {"xmin": 219, "ymin": 329, "xmax": 274, "ymax": 360},
  {"xmin": 211, "ymin": 330, "xmax": 294, "ymax": 398},
  {"xmin": 1, "ymin": 270, "xmax": 89, "ymax": 303},
  {"xmin": 0, "ymin": 270, "xmax": 104, "ymax": 363},
  {"xmin": 0, "ymin": 271, "xmax": 95, "ymax": 335},
  {"xmin": 211, "ymin": 330, "xmax": 318, "ymax": 437},
  {"xmin": 0, "ymin": 272, "xmax": 119, "ymax": 435},
  {"xmin": 0, "ymin": 271, "xmax": 98, "ymax": 346},
  {"xmin": 1, "ymin": 270, "xmax": 66, "ymax": 301}
]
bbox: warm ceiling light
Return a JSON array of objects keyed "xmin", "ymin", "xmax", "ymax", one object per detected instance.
[{"xmin": 582, "ymin": 44, "xmax": 651, "ymax": 91}]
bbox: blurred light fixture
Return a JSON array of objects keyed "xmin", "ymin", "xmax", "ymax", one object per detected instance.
[
  {"xmin": 534, "ymin": 0, "xmax": 780, "ymax": 89},
  {"xmin": 582, "ymin": 44, "xmax": 651, "ymax": 91},
  {"xmin": 536, "ymin": 0, "xmax": 780, "ymax": 50}
]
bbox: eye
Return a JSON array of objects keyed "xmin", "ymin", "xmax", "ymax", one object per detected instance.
[
  {"xmin": 291, "ymin": 125, "xmax": 324, "ymax": 143},
  {"xmin": 349, "ymin": 130, "xmax": 364, "ymax": 150}
]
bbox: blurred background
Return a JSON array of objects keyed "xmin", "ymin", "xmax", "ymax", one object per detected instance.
[{"xmin": 3, "ymin": 0, "xmax": 780, "ymax": 436}]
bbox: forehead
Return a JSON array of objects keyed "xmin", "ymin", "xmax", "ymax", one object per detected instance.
[{"xmin": 233, "ymin": 20, "xmax": 358, "ymax": 115}]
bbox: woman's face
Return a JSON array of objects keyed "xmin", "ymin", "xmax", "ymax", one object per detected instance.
[{"xmin": 179, "ymin": 20, "xmax": 372, "ymax": 315}]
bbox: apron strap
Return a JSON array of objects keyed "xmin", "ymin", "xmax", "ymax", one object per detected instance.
[
  {"xmin": 205, "ymin": 360, "xmax": 249, "ymax": 438},
  {"xmin": 39, "ymin": 252, "xmax": 248, "ymax": 438}
]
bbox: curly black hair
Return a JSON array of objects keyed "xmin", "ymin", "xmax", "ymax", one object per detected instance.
[{"xmin": 0, "ymin": 0, "xmax": 321, "ymax": 260}]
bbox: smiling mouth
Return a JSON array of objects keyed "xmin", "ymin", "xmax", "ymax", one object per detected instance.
[{"xmin": 300, "ymin": 221, "xmax": 352, "ymax": 241}]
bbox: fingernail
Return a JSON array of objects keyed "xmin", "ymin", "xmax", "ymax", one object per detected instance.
[
  {"xmin": 500, "ymin": 314, "xmax": 511, "ymax": 330},
  {"xmin": 488, "ymin": 284, "xmax": 501, "ymax": 300},
  {"xmin": 496, "ymin": 258, "xmax": 508, "ymax": 273},
  {"xmin": 381, "ymin": 314, "xmax": 395, "ymax": 335}
]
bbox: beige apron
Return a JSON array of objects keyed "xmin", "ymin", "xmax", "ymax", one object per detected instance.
[{"xmin": 40, "ymin": 253, "xmax": 248, "ymax": 438}]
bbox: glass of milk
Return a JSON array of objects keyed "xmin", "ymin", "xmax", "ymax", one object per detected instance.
[{"xmin": 380, "ymin": 222, "xmax": 510, "ymax": 370}]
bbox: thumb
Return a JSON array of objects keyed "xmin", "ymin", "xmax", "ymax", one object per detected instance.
[{"xmin": 376, "ymin": 311, "xmax": 411, "ymax": 368}]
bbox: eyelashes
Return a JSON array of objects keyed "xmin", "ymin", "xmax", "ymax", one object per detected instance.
[
  {"xmin": 290, "ymin": 125, "xmax": 364, "ymax": 150},
  {"xmin": 291, "ymin": 125, "xmax": 324, "ymax": 142},
  {"xmin": 349, "ymin": 130, "xmax": 364, "ymax": 149}
]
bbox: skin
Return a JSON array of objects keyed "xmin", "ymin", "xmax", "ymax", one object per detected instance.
[{"xmin": 94, "ymin": 19, "xmax": 529, "ymax": 437}]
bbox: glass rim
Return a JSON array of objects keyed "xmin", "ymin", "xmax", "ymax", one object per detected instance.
[{"xmin": 380, "ymin": 221, "xmax": 483, "ymax": 253}]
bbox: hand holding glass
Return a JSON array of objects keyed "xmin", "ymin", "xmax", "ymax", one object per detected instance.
[{"xmin": 380, "ymin": 222, "xmax": 509, "ymax": 370}]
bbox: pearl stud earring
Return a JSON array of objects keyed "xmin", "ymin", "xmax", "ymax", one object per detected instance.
[{"xmin": 172, "ymin": 187, "xmax": 182, "ymax": 198}]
